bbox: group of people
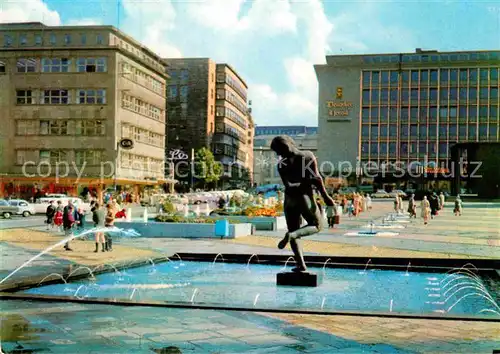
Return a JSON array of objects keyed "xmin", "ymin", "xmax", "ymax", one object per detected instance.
[
  {"xmin": 45, "ymin": 199, "xmax": 118, "ymax": 252},
  {"xmin": 406, "ymin": 192, "xmax": 463, "ymax": 225},
  {"xmin": 322, "ymin": 193, "xmax": 372, "ymax": 228}
]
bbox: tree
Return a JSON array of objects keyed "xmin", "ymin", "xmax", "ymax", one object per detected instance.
[{"xmin": 194, "ymin": 147, "xmax": 222, "ymax": 189}]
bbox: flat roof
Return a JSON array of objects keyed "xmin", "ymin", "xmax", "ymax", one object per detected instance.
[{"xmin": 216, "ymin": 63, "xmax": 248, "ymax": 88}]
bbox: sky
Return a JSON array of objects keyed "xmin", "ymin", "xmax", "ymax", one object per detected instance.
[{"xmin": 1, "ymin": 0, "xmax": 499, "ymax": 127}]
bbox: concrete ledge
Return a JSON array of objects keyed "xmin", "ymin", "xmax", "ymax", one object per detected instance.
[
  {"xmin": 209, "ymin": 215, "xmax": 286, "ymax": 231},
  {"xmin": 114, "ymin": 221, "xmax": 251, "ymax": 239}
]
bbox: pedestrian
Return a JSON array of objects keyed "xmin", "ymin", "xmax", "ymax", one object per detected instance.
[
  {"xmin": 92, "ymin": 203, "xmax": 106, "ymax": 252},
  {"xmin": 366, "ymin": 194, "xmax": 372, "ymax": 210},
  {"xmin": 326, "ymin": 202, "xmax": 334, "ymax": 228},
  {"xmin": 62, "ymin": 202, "xmax": 75, "ymax": 251},
  {"xmin": 421, "ymin": 196, "xmax": 430, "ymax": 225},
  {"xmin": 75, "ymin": 207, "xmax": 85, "ymax": 231},
  {"xmin": 393, "ymin": 195, "xmax": 399, "ymax": 213},
  {"xmin": 333, "ymin": 200, "xmax": 340, "ymax": 228},
  {"xmin": 454, "ymin": 195, "xmax": 463, "ymax": 216},
  {"xmin": 54, "ymin": 200, "xmax": 64, "ymax": 231},
  {"xmin": 398, "ymin": 195, "xmax": 404, "ymax": 214},
  {"xmin": 45, "ymin": 200, "xmax": 56, "ymax": 230},
  {"xmin": 429, "ymin": 192, "xmax": 439, "ymax": 218},
  {"xmin": 407, "ymin": 194, "xmax": 417, "ymax": 218},
  {"xmin": 104, "ymin": 203, "xmax": 115, "ymax": 251},
  {"xmin": 439, "ymin": 192, "xmax": 445, "ymax": 210}
]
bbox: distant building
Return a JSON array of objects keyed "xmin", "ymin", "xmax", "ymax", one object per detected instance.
[
  {"xmin": 315, "ymin": 49, "xmax": 499, "ymax": 192},
  {"xmin": 164, "ymin": 59, "xmax": 254, "ymax": 189},
  {"xmin": 253, "ymin": 126, "xmax": 317, "ymax": 186},
  {"xmin": 0, "ymin": 22, "xmax": 169, "ymax": 200}
]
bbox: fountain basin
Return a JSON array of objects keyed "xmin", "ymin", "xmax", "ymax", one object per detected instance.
[
  {"xmin": 114, "ymin": 221, "xmax": 252, "ymax": 238},
  {"xmin": 366, "ymin": 224, "xmax": 405, "ymax": 229},
  {"xmin": 345, "ymin": 231, "xmax": 400, "ymax": 237},
  {"xmin": 21, "ymin": 257, "xmax": 499, "ymax": 318}
]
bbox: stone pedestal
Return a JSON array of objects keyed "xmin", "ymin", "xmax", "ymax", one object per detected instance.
[{"xmin": 276, "ymin": 272, "xmax": 322, "ymax": 287}]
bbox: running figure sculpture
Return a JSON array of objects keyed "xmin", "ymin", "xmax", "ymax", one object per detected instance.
[{"xmin": 271, "ymin": 136, "xmax": 334, "ymax": 272}]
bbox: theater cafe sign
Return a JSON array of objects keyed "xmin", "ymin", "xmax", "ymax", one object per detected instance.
[{"xmin": 326, "ymin": 87, "xmax": 353, "ymax": 119}]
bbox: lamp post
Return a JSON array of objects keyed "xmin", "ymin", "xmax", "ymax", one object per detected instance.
[{"xmin": 190, "ymin": 148, "xmax": 194, "ymax": 191}]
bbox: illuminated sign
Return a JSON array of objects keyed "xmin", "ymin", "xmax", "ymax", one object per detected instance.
[{"xmin": 425, "ymin": 167, "xmax": 450, "ymax": 174}]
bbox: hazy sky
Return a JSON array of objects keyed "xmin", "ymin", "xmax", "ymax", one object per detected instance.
[{"xmin": 1, "ymin": 0, "xmax": 499, "ymax": 126}]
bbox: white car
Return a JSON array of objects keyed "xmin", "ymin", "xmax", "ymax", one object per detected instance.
[
  {"xmin": 389, "ymin": 190, "xmax": 407, "ymax": 198},
  {"xmin": 371, "ymin": 190, "xmax": 390, "ymax": 198},
  {"xmin": 8, "ymin": 199, "xmax": 36, "ymax": 217},
  {"xmin": 32, "ymin": 197, "xmax": 90, "ymax": 214}
]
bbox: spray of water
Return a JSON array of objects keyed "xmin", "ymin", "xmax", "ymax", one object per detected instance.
[
  {"xmin": 246, "ymin": 254, "xmax": 260, "ymax": 268},
  {"xmin": 253, "ymin": 293, "xmax": 260, "ymax": 307},
  {"xmin": 0, "ymin": 227, "xmax": 140, "ymax": 285},
  {"xmin": 212, "ymin": 253, "xmax": 225, "ymax": 265},
  {"xmin": 37, "ymin": 273, "xmax": 67, "ymax": 285}
]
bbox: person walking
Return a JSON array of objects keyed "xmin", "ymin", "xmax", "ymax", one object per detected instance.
[
  {"xmin": 407, "ymin": 194, "xmax": 417, "ymax": 218},
  {"xmin": 92, "ymin": 203, "xmax": 106, "ymax": 252},
  {"xmin": 439, "ymin": 192, "xmax": 445, "ymax": 210},
  {"xmin": 62, "ymin": 202, "xmax": 75, "ymax": 251},
  {"xmin": 104, "ymin": 203, "xmax": 115, "ymax": 251},
  {"xmin": 454, "ymin": 195, "xmax": 463, "ymax": 216},
  {"xmin": 429, "ymin": 192, "xmax": 439, "ymax": 218},
  {"xmin": 421, "ymin": 196, "xmax": 430, "ymax": 225},
  {"xmin": 326, "ymin": 202, "xmax": 334, "ymax": 228},
  {"xmin": 54, "ymin": 200, "xmax": 64, "ymax": 232},
  {"xmin": 45, "ymin": 201, "xmax": 56, "ymax": 230},
  {"xmin": 366, "ymin": 194, "xmax": 372, "ymax": 210}
]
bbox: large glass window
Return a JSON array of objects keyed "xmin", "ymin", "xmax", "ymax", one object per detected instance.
[
  {"xmin": 419, "ymin": 125, "xmax": 427, "ymax": 138},
  {"xmin": 410, "ymin": 125, "xmax": 418, "ymax": 137},
  {"xmin": 440, "ymin": 88, "xmax": 448, "ymax": 101},
  {"xmin": 180, "ymin": 86, "xmax": 189, "ymax": 101},
  {"xmin": 429, "ymin": 107, "xmax": 437, "ymax": 121},
  {"xmin": 491, "ymin": 68, "xmax": 498, "ymax": 82},
  {"xmin": 479, "ymin": 106, "xmax": 488, "ymax": 120},
  {"xmin": 16, "ymin": 90, "xmax": 34, "ymax": 104},
  {"xmin": 400, "ymin": 107, "xmax": 409, "ymax": 120},
  {"xmin": 468, "ymin": 106, "xmax": 477, "ymax": 120},
  {"xmin": 429, "ymin": 124, "xmax": 437, "ymax": 137},
  {"xmin": 449, "ymin": 87, "xmax": 457, "ymax": 100},
  {"xmin": 439, "ymin": 124, "xmax": 447, "ymax": 137},
  {"xmin": 362, "ymin": 72, "xmax": 370, "ymax": 85},
  {"xmin": 439, "ymin": 108, "xmax": 448, "ymax": 119},
  {"xmin": 440, "ymin": 69, "xmax": 449, "ymax": 83},
  {"xmin": 380, "ymin": 125, "xmax": 388, "ymax": 137},
  {"xmin": 390, "ymin": 89, "xmax": 398, "ymax": 102},
  {"xmin": 380, "ymin": 88, "xmax": 389, "ymax": 102},
  {"xmin": 361, "ymin": 142, "xmax": 369, "ymax": 154},
  {"xmin": 459, "ymin": 88, "xmax": 467, "ymax": 100},
  {"xmin": 77, "ymin": 58, "xmax": 107, "ymax": 72},
  {"xmin": 419, "ymin": 142, "xmax": 426, "ymax": 154},
  {"xmin": 420, "ymin": 70, "xmax": 429, "ymax": 84},
  {"xmin": 411, "ymin": 70, "xmax": 419, "ymax": 83},
  {"xmin": 362, "ymin": 89, "xmax": 370, "ymax": 104},
  {"xmin": 370, "ymin": 107, "xmax": 378, "ymax": 121},
  {"xmin": 362, "ymin": 108, "xmax": 370, "ymax": 122},
  {"xmin": 430, "ymin": 88, "xmax": 438, "ymax": 101},
  {"xmin": 389, "ymin": 142, "xmax": 396, "ymax": 154},
  {"xmin": 449, "ymin": 107, "xmax": 457, "ymax": 119},
  {"xmin": 420, "ymin": 88, "xmax": 428, "ymax": 101},
  {"xmin": 380, "ymin": 142, "xmax": 387, "ymax": 154},
  {"xmin": 42, "ymin": 58, "xmax": 70, "ymax": 73},
  {"xmin": 35, "ymin": 34, "xmax": 42, "ymax": 45},
  {"xmin": 401, "ymin": 89, "xmax": 409, "ymax": 102},
  {"xmin": 371, "ymin": 71, "xmax": 380, "ymax": 85},
  {"xmin": 370, "ymin": 143, "xmax": 378, "ymax": 155},
  {"xmin": 430, "ymin": 70, "xmax": 438, "ymax": 83},
  {"xmin": 479, "ymin": 68, "xmax": 489, "ymax": 82},
  {"xmin": 43, "ymin": 89, "xmax": 69, "ymax": 104},
  {"xmin": 469, "ymin": 69, "xmax": 477, "ymax": 83},
  {"xmin": 489, "ymin": 125, "xmax": 498, "ymax": 139},
  {"xmin": 410, "ymin": 107, "xmax": 418, "ymax": 122},
  {"xmin": 449, "ymin": 125, "xmax": 457, "ymax": 139},
  {"xmin": 459, "ymin": 69, "xmax": 468, "ymax": 83},
  {"xmin": 381, "ymin": 71, "xmax": 389, "ymax": 84},
  {"xmin": 389, "ymin": 125, "xmax": 397, "ymax": 136},
  {"xmin": 401, "ymin": 125, "xmax": 409, "ymax": 137},
  {"xmin": 410, "ymin": 89, "xmax": 418, "ymax": 101},
  {"xmin": 362, "ymin": 125, "xmax": 369, "ymax": 137},
  {"xmin": 371, "ymin": 89, "xmax": 379, "ymax": 102},
  {"xmin": 491, "ymin": 87, "xmax": 498, "ymax": 101},
  {"xmin": 490, "ymin": 106, "xmax": 498, "ymax": 120},
  {"xmin": 459, "ymin": 105, "xmax": 467, "ymax": 119},
  {"xmin": 419, "ymin": 107, "xmax": 427, "ymax": 121},
  {"xmin": 450, "ymin": 69, "xmax": 458, "ymax": 82},
  {"xmin": 390, "ymin": 71, "xmax": 399, "ymax": 83},
  {"xmin": 439, "ymin": 143, "xmax": 448, "ymax": 156},
  {"xmin": 389, "ymin": 107, "xmax": 397, "ymax": 120},
  {"xmin": 380, "ymin": 107, "xmax": 388, "ymax": 122},
  {"xmin": 459, "ymin": 124, "xmax": 467, "ymax": 138},
  {"xmin": 400, "ymin": 143, "xmax": 408, "ymax": 155},
  {"xmin": 479, "ymin": 124, "xmax": 488, "ymax": 138},
  {"xmin": 402, "ymin": 71, "xmax": 410, "ymax": 83},
  {"xmin": 468, "ymin": 125, "xmax": 477, "ymax": 140},
  {"xmin": 370, "ymin": 125, "xmax": 379, "ymax": 139},
  {"xmin": 479, "ymin": 87, "xmax": 488, "ymax": 99},
  {"xmin": 77, "ymin": 89, "xmax": 106, "ymax": 104},
  {"xmin": 469, "ymin": 87, "xmax": 477, "ymax": 101},
  {"xmin": 17, "ymin": 58, "xmax": 36, "ymax": 73},
  {"xmin": 167, "ymin": 85, "xmax": 177, "ymax": 98}
]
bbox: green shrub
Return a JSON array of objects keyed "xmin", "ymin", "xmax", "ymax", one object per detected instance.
[
  {"xmin": 161, "ymin": 200, "xmax": 176, "ymax": 215},
  {"xmin": 154, "ymin": 215, "xmax": 243, "ymax": 224}
]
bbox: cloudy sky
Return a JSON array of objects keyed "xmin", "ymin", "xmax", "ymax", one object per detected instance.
[{"xmin": 1, "ymin": 0, "xmax": 499, "ymax": 127}]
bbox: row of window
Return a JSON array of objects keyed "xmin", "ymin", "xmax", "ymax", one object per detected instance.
[
  {"xmin": 4, "ymin": 33, "xmax": 104, "ymax": 48},
  {"xmin": 361, "ymin": 124, "xmax": 498, "ymax": 140},
  {"xmin": 16, "ymin": 149, "xmax": 103, "ymax": 166},
  {"xmin": 16, "ymin": 89, "xmax": 106, "ymax": 105},
  {"xmin": 213, "ymin": 143, "xmax": 247, "ymax": 162},
  {"xmin": 121, "ymin": 124, "xmax": 164, "ymax": 148},
  {"xmin": 168, "ymin": 69, "xmax": 189, "ymax": 81},
  {"xmin": 362, "ymin": 52, "xmax": 499, "ymax": 65},
  {"xmin": 16, "ymin": 119, "xmax": 106, "ymax": 136},
  {"xmin": 121, "ymin": 93, "xmax": 165, "ymax": 123},
  {"xmin": 362, "ymin": 86, "xmax": 499, "ymax": 104},
  {"xmin": 361, "ymin": 142, "xmax": 451, "ymax": 156},
  {"xmin": 216, "ymin": 88, "xmax": 247, "ymax": 115},
  {"xmin": 121, "ymin": 62, "xmax": 165, "ymax": 95},
  {"xmin": 14, "ymin": 57, "xmax": 107, "ymax": 73},
  {"xmin": 120, "ymin": 152, "xmax": 163, "ymax": 173},
  {"xmin": 215, "ymin": 123, "xmax": 246, "ymax": 143},
  {"xmin": 216, "ymin": 72, "xmax": 247, "ymax": 102},
  {"xmin": 362, "ymin": 68, "xmax": 499, "ymax": 85},
  {"xmin": 362, "ymin": 106, "xmax": 499, "ymax": 122},
  {"xmin": 216, "ymin": 106, "xmax": 248, "ymax": 129},
  {"xmin": 167, "ymin": 85, "xmax": 188, "ymax": 101}
]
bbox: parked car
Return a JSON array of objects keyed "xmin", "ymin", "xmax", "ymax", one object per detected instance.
[
  {"xmin": 389, "ymin": 190, "xmax": 407, "ymax": 198},
  {"xmin": 371, "ymin": 190, "xmax": 390, "ymax": 198},
  {"xmin": 8, "ymin": 199, "xmax": 35, "ymax": 217},
  {"xmin": 0, "ymin": 199, "xmax": 19, "ymax": 219}
]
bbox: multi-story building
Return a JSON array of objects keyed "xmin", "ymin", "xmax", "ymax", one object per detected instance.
[
  {"xmin": 0, "ymin": 22, "xmax": 169, "ymax": 200},
  {"xmin": 164, "ymin": 59, "xmax": 254, "ymax": 189},
  {"xmin": 253, "ymin": 126, "xmax": 317, "ymax": 186},
  {"xmin": 315, "ymin": 49, "xmax": 499, "ymax": 191}
]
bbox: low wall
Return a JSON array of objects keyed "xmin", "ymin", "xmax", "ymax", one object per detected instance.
[
  {"xmin": 209, "ymin": 215, "xmax": 286, "ymax": 231},
  {"xmin": 114, "ymin": 221, "xmax": 251, "ymax": 239}
]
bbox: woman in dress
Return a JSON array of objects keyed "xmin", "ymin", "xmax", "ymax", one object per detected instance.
[
  {"xmin": 53, "ymin": 200, "xmax": 64, "ymax": 231},
  {"xmin": 407, "ymin": 194, "xmax": 417, "ymax": 218},
  {"xmin": 421, "ymin": 196, "xmax": 430, "ymax": 225}
]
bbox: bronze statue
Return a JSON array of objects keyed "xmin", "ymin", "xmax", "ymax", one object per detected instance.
[{"xmin": 271, "ymin": 136, "xmax": 334, "ymax": 272}]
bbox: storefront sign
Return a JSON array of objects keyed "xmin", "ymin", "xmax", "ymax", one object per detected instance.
[
  {"xmin": 119, "ymin": 138, "xmax": 134, "ymax": 150},
  {"xmin": 425, "ymin": 167, "xmax": 450, "ymax": 174},
  {"xmin": 326, "ymin": 101, "xmax": 353, "ymax": 117},
  {"xmin": 168, "ymin": 149, "xmax": 188, "ymax": 160}
]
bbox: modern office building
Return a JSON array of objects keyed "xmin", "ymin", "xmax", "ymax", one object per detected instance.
[
  {"xmin": 315, "ymin": 49, "xmax": 499, "ymax": 191},
  {"xmin": 253, "ymin": 126, "xmax": 317, "ymax": 186},
  {"xmin": 164, "ymin": 59, "xmax": 254, "ymax": 188},
  {"xmin": 0, "ymin": 22, "xmax": 169, "ymax": 199}
]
